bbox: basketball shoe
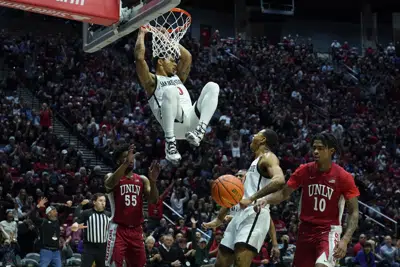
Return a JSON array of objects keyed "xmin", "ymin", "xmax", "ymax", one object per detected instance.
[
  {"xmin": 185, "ymin": 122, "xmax": 206, "ymax": 147},
  {"xmin": 165, "ymin": 137, "xmax": 181, "ymax": 164}
]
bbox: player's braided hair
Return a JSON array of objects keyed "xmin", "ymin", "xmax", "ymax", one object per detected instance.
[
  {"xmin": 262, "ymin": 129, "xmax": 279, "ymax": 151},
  {"xmin": 152, "ymin": 52, "xmax": 170, "ymax": 71},
  {"xmin": 311, "ymin": 132, "xmax": 340, "ymax": 156},
  {"xmin": 112, "ymin": 144, "xmax": 130, "ymax": 164}
]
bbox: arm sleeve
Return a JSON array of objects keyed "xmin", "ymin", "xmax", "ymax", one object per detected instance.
[
  {"xmin": 58, "ymin": 207, "xmax": 72, "ymax": 225},
  {"xmin": 287, "ymin": 164, "xmax": 307, "ymax": 190},
  {"xmin": 30, "ymin": 206, "xmax": 44, "ymax": 226},
  {"xmin": 76, "ymin": 210, "xmax": 88, "ymax": 224},
  {"xmin": 340, "ymin": 172, "xmax": 360, "ymax": 200},
  {"xmin": 73, "ymin": 205, "xmax": 83, "ymax": 220}
]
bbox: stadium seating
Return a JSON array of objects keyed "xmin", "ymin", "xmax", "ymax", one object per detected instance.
[{"xmin": 1, "ymin": 11, "xmax": 400, "ymax": 267}]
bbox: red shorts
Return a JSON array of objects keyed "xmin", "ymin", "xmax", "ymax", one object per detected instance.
[
  {"xmin": 293, "ymin": 224, "xmax": 341, "ymax": 267},
  {"xmin": 105, "ymin": 222, "xmax": 146, "ymax": 267}
]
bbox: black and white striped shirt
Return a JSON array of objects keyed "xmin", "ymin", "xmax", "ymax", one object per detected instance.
[{"xmin": 76, "ymin": 207, "xmax": 111, "ymax": 243}]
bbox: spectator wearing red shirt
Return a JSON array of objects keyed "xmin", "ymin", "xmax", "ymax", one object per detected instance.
[
  {"xmin": 39, "ymin": 103, "xmax": 52, "ymax": 131},
  {"xmin": 208, "ymin": 230, "xmax": 223, "ymax": 259},
  {"xmin": 148, "ymin": 181, "xmax": 174, "ymax": 229},
  {"xmin": 271, "ymin": 209, "xmax": 287, "ymax": 233},
  {"xmin": 353, "ymin": 234, "xmax": 367, "ymax": 256},
  {"xmin": 175, "ymin": 218, "xmax": 189, "ymax": 237}
]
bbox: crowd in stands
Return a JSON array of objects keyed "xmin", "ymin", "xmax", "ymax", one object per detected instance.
[{"xmin": 1, "ymin": 12, "xmax": 400, "ymax": 267}]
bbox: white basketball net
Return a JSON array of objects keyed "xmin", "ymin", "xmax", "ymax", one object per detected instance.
[{"xmin": 143, "ymin": 8, "xmax": 191, "ymax": 59}]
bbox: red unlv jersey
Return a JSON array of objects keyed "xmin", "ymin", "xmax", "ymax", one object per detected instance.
[
  {"xmin": 108, "ymin": 173, "xmax": 144, "ymax": 227},
  {"xmin": 287, "ymin": 162, "xmax": 359, "ymax": 226}
]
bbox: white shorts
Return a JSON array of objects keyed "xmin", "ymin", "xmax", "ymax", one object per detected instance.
[
  {"xmin": 174, "ymin": 103, "xmax": 200, "ymax": 139},
  {"xmin": 220, "ymin": 206, "xmax": 270, "ymax": 253}
]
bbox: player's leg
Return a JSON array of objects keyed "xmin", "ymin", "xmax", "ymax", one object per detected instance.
[
  {"xmin": 185, "ymin": 81, "xmax": 220, "ymax": 146},
  {"xmin": 315, "ymin": 226, "xmax": 342, "ymax": 267},
  {"xmin": 105, "ymin": 223, "xmax": 127, "ymax": 267},
  {"xmin": 233, "ymin": 244, "xmax": 256, "ymax": 267},
  {"xmin": 125, "ymin": 227, "xmax": 146, "ymax": 267},
  {"xmin": 161, "ymin": 85, "xmax": 184, "ymax": 163},
  {"xmin": 292, "ymin": 236, "xmax": 316, "ymax": 267},
  {"xmin": 233, "ymin": 208, "xmax": 271, "ymax": 267},
  {"xmin": 215, "ymin": 216, "xmax": 236, "ymax": 267},
  {"xmin": 214, "ymin": 245, "xmax": 235, "ymax": 267}
]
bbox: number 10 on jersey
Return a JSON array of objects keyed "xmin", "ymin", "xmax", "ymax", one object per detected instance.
[
  {"xmin": 313, "ymin": 197, "xmax": 326, "ymax": 212},
  {"xmin": 125, "ymin": 195, "xmax": 137, "ymax": 206}
]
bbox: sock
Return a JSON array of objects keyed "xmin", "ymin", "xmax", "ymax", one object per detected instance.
[
  {"xmin": 161, "ymin": 87, "xmax": 179, "ymax": 138},
  {"xmin": 197, "ymin": 82, "xmax": 220, "ymax": 131}
]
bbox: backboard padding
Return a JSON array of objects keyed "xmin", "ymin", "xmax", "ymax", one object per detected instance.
[{"xmin": 83, "ymin": 0, "xmax": 181, "ymax": 53}]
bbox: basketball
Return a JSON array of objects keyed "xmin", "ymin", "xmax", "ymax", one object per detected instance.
[{"xmin": 211, "ymin": 175, "xmax": 244, "ymax": 208}]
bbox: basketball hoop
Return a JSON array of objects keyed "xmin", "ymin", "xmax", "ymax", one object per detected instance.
[{"xmin": 143, "ymin": 8, "xmax": 191, "ymax": 59}]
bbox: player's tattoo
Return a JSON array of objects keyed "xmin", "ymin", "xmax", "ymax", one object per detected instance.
[
  {"xmin": 134, "ymin": 32, "xmax": 146, "ymax": 58},
  {"xmin": 342, "ymin": 197, "xmax": 359, "ymax": 243},
  {"xmin": 235, "ymin": 256, "xmax": 243, "ymax": 265},
  {"xmin": 177, "ymin": 44, "xmax": 192, "ymax": 82},
  {"xmin": 250, "ymin": 178, "xmax": 285, "ymax": 202},
  {"xmin": 249, "ymin": 155, "xmax": 285, "ymax": 202},
  {"xmin": 178, "ymin": 64, "xmax": 191, "ymax": 82}
]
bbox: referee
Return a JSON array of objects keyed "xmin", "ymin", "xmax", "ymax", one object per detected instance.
[{"xmin": 71, "ymin": 193, "xmax": 111, "ymax": 267}]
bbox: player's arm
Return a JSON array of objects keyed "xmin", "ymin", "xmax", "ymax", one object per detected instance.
[
  {"xmin": 248, "ymin": 153, "xmax": 285, "ymax": 202},
  {"xmin": 141, "ymin": 175, "xmax": 159, "ymax": 204},
  {"xmin": 104, "ymin": 165, "xmax": 129, "ymax": 193},
  {"xmin": 134, "ymin": 28, "xmax": 155, "ymax": 94},
  {"xmin": 342, "ymin": 196, "xmax": 359, "ymax": 244},
  {"xmin": 268, "ymin": 219, "xmax": 278, "ymax": 247},
  {"xmin": 340, "ymin": 173, "xmax": 360, "ymax": 244},
  {"xmin": 105, "ymin": 145, "xmax": 136, "ymax": 192},
  {"xmin": 176, "ymin": 44, "xmax": 192, "ymax": 83},
  {"xmin": 255, "ymin": 165, "xmax": 305, "ymax": 209},
  {"xmin": 333, "ymin": 172, "xmax": 360, "ymax": 259},
  {"xmin": 264, "ymin": 185, "xmax": 295, "ymax": 204},
  {"xmin": 202, "ymin": 207, "xmax": 229, "ymax": 229}
]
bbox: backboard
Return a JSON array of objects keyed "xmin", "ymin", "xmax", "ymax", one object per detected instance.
[
  {"xmin": 0, "ymin": 0, "xmax": 119, "ymax": 25},
  {"xmin": 261, "ymin": 0, "xmax": 294, "ymax": 15},
  {"xmin": 82, "ymin": 0, "xmax": 181, "ymax": 53}
]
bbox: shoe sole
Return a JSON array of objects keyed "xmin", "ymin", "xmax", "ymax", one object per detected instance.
[
  {"xmin": 166, "ymin": 154, "xmax": 181, "ymax": 166},
  {"xmin": 185, "ymin": 133, "xmax": 200, "ymax": 147}
]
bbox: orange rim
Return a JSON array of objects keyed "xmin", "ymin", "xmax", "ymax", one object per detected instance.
[{"xmin": 142, "ymin": 8, "xmax": 192, "ymax": 33}]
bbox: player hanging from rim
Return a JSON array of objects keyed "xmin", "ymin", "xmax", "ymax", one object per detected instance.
[
  {"xmin": 203, "ymin": 129, "xmax": 284, "ymax": 267},
  {"xmin": 134, "ymin": 27, "xmax": 220, "ymax": 165},
  {"xmin": 254, "ymin": 132, "xmax": 360, "ymax": 267}
]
